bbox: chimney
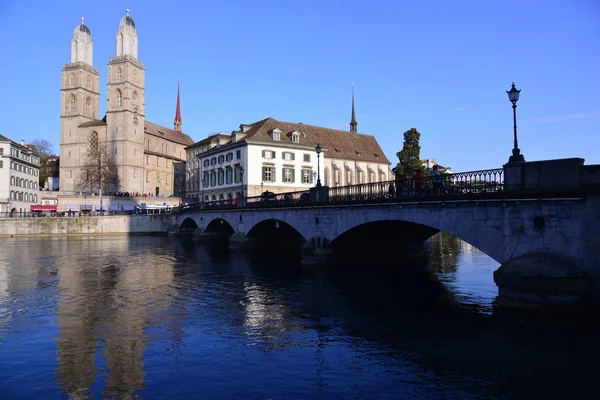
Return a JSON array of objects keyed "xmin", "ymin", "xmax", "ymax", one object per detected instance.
[{"xmin": 21, "ymin": 139, "xmax": 25, "ymax": 146}]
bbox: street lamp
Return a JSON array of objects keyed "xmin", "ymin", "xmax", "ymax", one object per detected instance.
[
  {"xmin": 507, "ymin": 82, "xmax": 525, "ymax": 163},
  {"xmin": 315, "ymin": 144, "xmax": 322, "ymax": 187}
]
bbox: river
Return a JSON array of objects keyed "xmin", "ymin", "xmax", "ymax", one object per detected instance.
[{"xmin": 0, "ymin": 234, "xmax": 598, "ymax": 399}]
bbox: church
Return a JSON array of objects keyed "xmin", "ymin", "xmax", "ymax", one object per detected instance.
[{"xmin": 59, "ymin": 10, "xmax": 194, "ymax": 197}]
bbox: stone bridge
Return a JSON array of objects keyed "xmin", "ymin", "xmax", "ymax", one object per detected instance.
[{"xmin": 172, "ymin": 158, "xmax": 600, "ymax": 312}]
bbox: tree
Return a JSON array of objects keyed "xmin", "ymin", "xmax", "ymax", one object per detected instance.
[
  {"xmin": 30, "ymin": 138, "xmax": 53, "ymax": 157},
  {"xmin": 76, "ymin": 141, "xmax": 119, "ymax": 194},
  {"xmin": 392, "ymin": 128, "xmax": 423, "ymax": 179},
  {"xmin": 31, "ymin": 139, "xmax": 55, "ymax": 187}
]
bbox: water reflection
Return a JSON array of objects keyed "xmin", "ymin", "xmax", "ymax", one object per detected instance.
[
  {"xmin": 0, "ymin": 236, "xmax": 599, "ymax": 399},
  {"xmin": 53, "ymin": 237, "xmax": 178, "ymax": 399}
]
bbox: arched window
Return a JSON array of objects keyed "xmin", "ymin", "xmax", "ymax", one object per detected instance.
[
  {"xmin": 24, "ymin": 193, "xmax": 28, "ymax": 202},
  {"xmin": 86, "ymin": 76, "xmax": 92, "ymax": 90},
  {"xmin": 10, "ymin": 176, "xmax": 14, "ymax": 186},
  {"xmin": 85, "ymin": 97, "xmax": 91, "ymax": 114},
  {"xmin": 133, "ymin": 70, "xmax": 138, "ymax": 82},
  {"xmin": 116, "ymin": 67, "xmax": 122, "ymax": 80},
  {"xmin": 116, "ymin": 90, "xmax": 122, "ymax": 107},
  {"xmin": 132, "ymin": 91, "xmax": 137, "ymax": 106},
  {"xmin": 69, "ymin": 95, "xmax": 76, "ymax": 113},
  {"xmin": 69, "ymin": 74, "xmax": 75, "ymax": 87},
  {"xmin": 90, "ymin": 131, "xmax": 99, "ymax": 157}
]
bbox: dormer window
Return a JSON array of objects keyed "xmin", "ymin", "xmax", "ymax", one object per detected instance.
[
  {"xmin": 270, "ymin": 128, "xmax": 281, "ymax": 141},
  {"xmin": 290, "ymin": 130, "xmax": 300, "ymax": 143}
]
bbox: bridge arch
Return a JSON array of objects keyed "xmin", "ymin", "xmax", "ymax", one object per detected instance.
[
  {"xmin": 180, "ymin": 218, "xmax": 199, "ymax": 233},
  {"xmin": 246, "ymin": 218, "xmax": 306, "ymax": 248},
  {"xmin": 205, "ymin": 218, "xmax": 235, "ymax": 237}
]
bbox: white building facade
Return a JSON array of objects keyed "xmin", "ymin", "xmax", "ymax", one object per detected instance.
[
  {"xmin": 188, "ymin": 117, "xmax": 392, "ymax": 204},
  {"xmin": 0, "ymin": 135, "xmax": 41, "ymax": 214}
]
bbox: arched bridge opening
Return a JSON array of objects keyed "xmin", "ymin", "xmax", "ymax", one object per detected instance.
[
  {"xmin": 329, "ymin": 220, "xmax": 440, "ymax": 262},
  {"xmin": 205, "ymin": 218, "xmax": 236, "ymax": 239},
  {"xmin": 247, "ymin": 219, "xmax": 306, "ymax": 250},
  {"xmin": 180, "ymin": 218, "xmax": 199, "ymax": 235}
]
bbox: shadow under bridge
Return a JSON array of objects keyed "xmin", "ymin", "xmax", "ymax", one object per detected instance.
[{"xmin": 328, "ymin": 220, "xmax": 440, "ymax": 261}]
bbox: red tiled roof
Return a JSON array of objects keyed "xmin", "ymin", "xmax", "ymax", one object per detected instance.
[
  {"xmin": 236, "ymin": 117, "xmax": 390, "ymax": 164},
  {"xmin": 144, "ymin": 120, "xmax": 194, "ymax": 146}
]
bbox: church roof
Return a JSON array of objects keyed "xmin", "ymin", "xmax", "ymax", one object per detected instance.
[
  {"xmin": 234, "ymin": 117, "xmax": 390, "ymax": 164},
  {"xmin": 79, "ymin": 119, "xmax": 107, "ymax": 127},
  {"xmin": 144, "ymin": 120, "xmax": 195, "ymax": 146}
]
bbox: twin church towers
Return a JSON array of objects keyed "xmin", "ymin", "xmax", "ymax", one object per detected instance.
[{"xmin": 59, "ymin": 10, "xmax": 192, "ymax": 195}]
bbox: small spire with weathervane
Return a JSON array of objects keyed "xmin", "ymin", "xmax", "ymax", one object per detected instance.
[
  {"xmin": 174, "ymin": 81, "xmax": 182, "ymax": 132},
  {"xmin": 350, "ymin": 82, "xmax": 358, "ymax": 133}
]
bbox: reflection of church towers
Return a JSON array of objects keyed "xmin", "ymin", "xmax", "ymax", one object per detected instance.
[
  {"xmin": 54, "ymin": 237, "xmax": 179, "ymax": 398},
  {"xmin": 59, "ymin": 17, "xmax": 101, "ymax": 192},
  {"xmin": 106, "ymin": 9, "xmax": 146, "ymax": 193}
]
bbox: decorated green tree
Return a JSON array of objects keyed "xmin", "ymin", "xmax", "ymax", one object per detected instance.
[{"xmin": 392, "ymin": 128, "xmax": 423, "ymax": 179}]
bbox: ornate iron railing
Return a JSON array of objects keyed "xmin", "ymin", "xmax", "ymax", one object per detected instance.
[
  {"xmin": 174, "ymin": 168, "xmax": 504, "ymax": 213},
  {"xmin": 328, "ymin": 168, "xmax": 504, "ymax": 202}
]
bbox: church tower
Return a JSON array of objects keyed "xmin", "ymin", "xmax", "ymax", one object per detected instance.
[
  {"xmin": 59, "ymin": 17, "xmax": 101, "ymax": 193},
  {"xmin": 105, "ymin": 8, "xmax": 146, "ymax": 193}
]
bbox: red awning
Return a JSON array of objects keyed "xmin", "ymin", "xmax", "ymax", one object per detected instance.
[{"xmin": 30, "ymin": 205, "xmax": 57, "ymax": 211}]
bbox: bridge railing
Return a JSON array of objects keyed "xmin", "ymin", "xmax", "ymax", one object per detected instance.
[
  {"xmin": 245, "ymin": 189, "xmax": 312, "ymax": 208},
  {"xmin": 173, "ymin": 168, "xmax": 504, "ymax": 214},
  {"xmin": 328, "ymin": 168, "xmax": 504, "ymax": 202}
]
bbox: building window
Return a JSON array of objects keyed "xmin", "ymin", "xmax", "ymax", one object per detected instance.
[
  {"xmin": 282, "ymin": 167, "xmax": 295, "ymax": 183},
  {"xmin": 116, "ymin": 90, "xmax": 122, "ymax": 107},
  {"xmin": 270, "ymin": 129, "xmax": 281, "ymax": 140},
  {"xmin": 203, "ymin": 172, "xmax": 209, "ymax": 187},
  {"xmin": 133, "ymin": 70, "xmax": 138, "ymax": 82},
  {"xmin": 116, "ymin": 67, "xmax": 122, "ymax": 80},
  {"xmin": 303, "ymin": 154, "xmax": 311, "ymax": 162},
  {"xmin": 236, "ymin": 150, "xmax": 241, "ymax": 159},
  {"xmin": 210, "ymin": 171, "xmax": 217, "ymax": 186},
  {"xmin": 211, "ymin": 157, "xmax": 216, "ymax": 166},
  {"xmin": 146, "ymin": 171, "xmax": 149, "ymax": 182},
  {"xmin": 292, "ymin": 133, "xmax": 300, "ymax": 143},
  {"xmin": 218, "ymin": 170, "xmax": 224, "ymax": 185},
  {"xmin": 0, "ymin": 160, "xmax": 3, "ymax": 168},
  {"xmin": 262, "ymin": 150, "xmax": 276, "ymax": 159},
  {"xmin": 226, "ymin": 153, "xmax": 233, "ymax": 162},
  {"xmin": 0, "ymin": 148, "xmax": 3, "ymax": 155},
  {"xmin": 69, "ymin": 95, "xmax": 76, "ymax": 113},
  {"xmin": 85, "ymin": 97, "xmax": 91, "ymax": 114},
  {"xmin": 218, "ymin": 155, "xmax": 225, "ymax": 164},
  {"xmin": 302, "ymin": 169, "xmax": 313, "ymax": 184},
  {"xmin": 262, "ymin": 166, "xmax": 275, "ymax": 183},
  {"xmin": 283, "ymin": 152, "xmax": 295, "ymax": 161},
  {"xmin": 226, "ymin": 168, "xmax": 233, "ymax": 184},
  {"xmin": 86, "ymin": 76, "xmax": 92, "ymax": 90},
  {"xmin": 69, "ymin": 74, "xmax": 75, "ymax": 86},
  {"xmin": 204, "ymin": 159, "xmax": 210, "ymax": 167}
]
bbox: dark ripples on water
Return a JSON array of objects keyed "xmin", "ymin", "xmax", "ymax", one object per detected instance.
[{"xmin": 0, "ymin": 234, "xmax": 598, "ymax": 399}]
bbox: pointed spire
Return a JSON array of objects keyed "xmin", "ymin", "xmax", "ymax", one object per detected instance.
[
  {"xmin": 81, "ymin": 15, "xmax": 85, "ymax": 24},
  {"xmin": 174, "ymin": 81, "xmax": 182, "ymax": 132},
  {"xmin": 350, "ymin": 82, "xmax": 358, "ymax": 133}
]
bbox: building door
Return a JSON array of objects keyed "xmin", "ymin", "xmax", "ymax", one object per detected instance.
[{"xmin": 155, "ymin": 187, "xmax": 160, "ymax": 196}]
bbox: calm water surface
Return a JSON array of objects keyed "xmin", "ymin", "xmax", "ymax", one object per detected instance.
[{"xmin": 0, "ymin": 234, "xmax": 598, "ymax": 399}]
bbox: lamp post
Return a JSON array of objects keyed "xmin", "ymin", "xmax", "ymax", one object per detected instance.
[
  {"xmin": 239, "ymin": 165, "xmax": 245, "ymax": 206},
  {"xmin": 315, "ymin": 144, "xmax": 322, "ymax": 187},
  {"xmin": 507, "ymin": 82, "xmax": 525, "ymax": 163}
]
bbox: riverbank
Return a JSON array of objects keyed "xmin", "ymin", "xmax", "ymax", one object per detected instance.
[{"xmin": 0, "ymin": 214, "xmax": 173, "ymax": 236}]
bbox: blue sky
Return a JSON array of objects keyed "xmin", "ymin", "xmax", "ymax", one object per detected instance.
[{"xmin": 0, "ymin": 0, "xmax": 598, "ymax": 171}]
